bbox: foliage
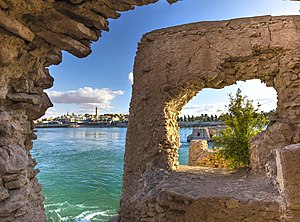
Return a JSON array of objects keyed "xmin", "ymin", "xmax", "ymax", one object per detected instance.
[
  {"xmin": 214, "ymin": 88, "xmax": 269, "ymax": 168},
  {"xmin": 177, "ymin": 114, "xmax": 219, "ymax": 122}
]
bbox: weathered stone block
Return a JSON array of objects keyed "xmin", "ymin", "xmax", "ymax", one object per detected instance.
[
  {"xmin": 3, "ymin": 173, "xmax": 28, "ymax": 190},
  {"xmin": 0, "ymin": 187, "xmax": 29, "ymax": 218},
  {"xmin": 0, "ymin": 11, "xmax": 35, "ymax": 42},
  {"xmin": 0, "ymin": 178, "xmax": 9, "ymax": 201},
  {"xmin": 188, "ymin": 140, "xmax": 228, "ymax": 168},
  {"xmin": 188, "ymin": 140, "xmax": 209, "ymax": 166},
  {"xmin": 0, "ymin": 146, "xmax": 28, "ymax": 174},
  {"xmin": 37, "ymin": 30, "xmax": 91, "ymax": 58},
  {"xmin": 276, "ymin": 143, "xmax": 300, "ymax": 211}
]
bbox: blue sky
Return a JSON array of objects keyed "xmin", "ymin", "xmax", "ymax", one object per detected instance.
[{"xmin": 46, "ymin": 0, "xmax": 300, "ymax": 117}]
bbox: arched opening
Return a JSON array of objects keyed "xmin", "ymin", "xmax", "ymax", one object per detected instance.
[
  {"xmin": 28, "ymin": 2, "xmax": 197, "ymax": 221},
  {"xmin": 178, "ymin": 79, "xmax": 278, "ymax": 167},
  {"xmin": 0, "ymin": 0, "xmax": 299, "ymax": 219},
  {"xmin": 121, "ymin": 16, "xmax": 300, "ymax": 221}
]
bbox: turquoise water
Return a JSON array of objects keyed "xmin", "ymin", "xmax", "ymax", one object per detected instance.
[{"xmin": 31, "ymin": 127, "xmax": 192, "ymax": 222}]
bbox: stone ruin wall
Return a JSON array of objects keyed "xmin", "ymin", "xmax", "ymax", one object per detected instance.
[
  {"xmin": 188, "ymin": 140, "xmax": 228, "ymax": 168},
  {"xmin": 121, "ymin": 16, "xmax": 300, "ymax": 221},
  {"xmin": 0, "ymin": 0, "xmax": 177, "ymax": 221},
  {"xmin": 0, "ymin": 0, "xmax": 300, "ymax": 221}
]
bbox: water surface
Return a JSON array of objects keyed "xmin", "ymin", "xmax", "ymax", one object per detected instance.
[{"xmin": 32, "ymin": 127, "xmax": 192, "ymax": 222}]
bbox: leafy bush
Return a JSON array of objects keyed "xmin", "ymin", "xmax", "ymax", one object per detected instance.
[{"xmin": 214, "ymin": 89, "xmax": 269, "ymax": 168}]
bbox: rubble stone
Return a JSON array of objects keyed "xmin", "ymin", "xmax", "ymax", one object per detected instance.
[
  {"xmin": 122, "ymin": 16, "xmax": 300, "ymax": 221},
  {"xmin": 188, "ymin": 140, "xmax": 228, "ymax": 168},
  {"xmin": 0, "ymin": 0, "xmax": 176, "ymax": 221},
  {"xmin": 0, "ymin": 1, "xmax": 299, "ymax": 221}
]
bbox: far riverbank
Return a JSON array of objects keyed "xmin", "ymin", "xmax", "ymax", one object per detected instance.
[
  {"xmin": 36, "ymin": 121, "xmax": 223, "ymax": 129},
  {"xmin": 35, "ymin": 122, "xmax": 128, "ymax": 128}
]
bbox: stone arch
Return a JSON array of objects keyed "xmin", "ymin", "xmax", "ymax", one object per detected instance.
[
  {"xmin": 121, "ymin": 16, "xmax": 300, "ymax": 221},
  {"xmin": 0, "ymin": 1, "xmax": 177, "ymax": 221}
]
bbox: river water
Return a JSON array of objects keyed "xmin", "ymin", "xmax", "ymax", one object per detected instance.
[{"xmin": 31, "ymin": 127, "xmax": 192, "ymax": 222}]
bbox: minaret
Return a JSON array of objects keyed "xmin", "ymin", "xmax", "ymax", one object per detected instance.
[{"xmin": 95, "ymin": 107, "xmax": 98, "ymax": 119}]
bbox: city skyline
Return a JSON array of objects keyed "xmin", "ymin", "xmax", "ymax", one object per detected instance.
[{"xmin": 45, "ymin": 0, "xmax": 299, "ymax": 117}]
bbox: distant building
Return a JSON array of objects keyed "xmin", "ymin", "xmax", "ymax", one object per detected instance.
[
  {"xmin": 95, "ymin": 107, "xmax": 98, "ymax": 119},
  {"xmin": 187, "ymin": 127, "xmax": 211, "ymax": 142},
  {"xmin": 111, "ymin": 116, "xmax": 120, "ymax": 122},
  {"xmin": 187, "ymin": 126, "xmax": 226, "ymax": 142},
  {"xmin": 64, "ymin": 117, "xmax": 76, "ymax": 123},
  {"xmin": 75, "ymin": 116, "xmax": 87, "ymax": 124}
]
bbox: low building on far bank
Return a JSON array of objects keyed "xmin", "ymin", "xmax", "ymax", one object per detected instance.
[{"xmin": 35, "ymin": 112, "xmax": 129, "ymax": 128}]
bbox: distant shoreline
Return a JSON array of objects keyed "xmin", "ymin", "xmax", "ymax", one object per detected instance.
[
  {"xmin": 35, "ymin": 123, "xmax": 128, "ymax": 129},
  {"xmin": 35, "ymin": 121, "xmax": 223, "ymax": 129}
]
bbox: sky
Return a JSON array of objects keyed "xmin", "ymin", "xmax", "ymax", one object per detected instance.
[{"xmin": 45, "ymin": 0, "xmax": 300, "ymax": 118}]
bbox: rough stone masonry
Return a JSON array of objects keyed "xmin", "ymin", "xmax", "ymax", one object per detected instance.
[
  {"xmin": 0, "ymin": 1, "xmax": 299, "ymax": 222},
  {"xmin": 188, "ymin": 140, "xmax": 228, "ymax": 168},
  {"xmin": 122, "ymin": 16, "xmax": 300, "ymax": 221},
  {"xmin": 0, "ymin": 0, "xmax": 176, "ymax": 221}
]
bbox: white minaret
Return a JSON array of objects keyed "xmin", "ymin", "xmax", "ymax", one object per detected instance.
[{"xmin": 95, "ymin": 107, "xmax": 98, "ymax": 119}]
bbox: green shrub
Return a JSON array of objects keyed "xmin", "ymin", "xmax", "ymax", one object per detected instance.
[{"xmin": 214, "ymin": 89, "xmax": 269, "ymax": 168}]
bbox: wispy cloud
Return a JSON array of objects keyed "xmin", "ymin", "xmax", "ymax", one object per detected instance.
[
  {"xmin": 181, "ymin": 80, "xmax": 277, "ymax": 116},
  {"xmin": 47, "ymin": 87, "xmax": 124, "ymax": 112},
  {"xmin": 181, "ymin": 103, "xmax": 226, "ymax": 116},
  {"xmin": 237, "ymin": 79, "xmax": 277, "ymax": 111},
  {"xmin": 44, "ymin": 107, "xmax": 59, "ymax": 118},
  {"xmin": 128, "ymin": 72, "xmax": 134, "ymax": 84}
]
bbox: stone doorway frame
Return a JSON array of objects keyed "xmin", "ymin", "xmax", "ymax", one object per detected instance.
[{"xmin": 120, "ymin": 15, "xmax": 300, "ymax": 221}]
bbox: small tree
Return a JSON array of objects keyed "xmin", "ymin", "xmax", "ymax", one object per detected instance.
[
  {"xmin": 215, "ymin": 89, "xmax": 269, "ymax": 168},
  {"xmin": 191, "ymin": 115, "xmax": 195, "ymax": 122},
  {"xmin": 187, "ymin": 115, "xmax": 191, "ymax": 122}
]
